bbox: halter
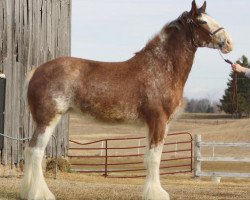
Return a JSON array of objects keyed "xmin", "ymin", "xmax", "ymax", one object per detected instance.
[{"xmin": 178, "ymin": 12, "xmax": 225, "ymax": 48}]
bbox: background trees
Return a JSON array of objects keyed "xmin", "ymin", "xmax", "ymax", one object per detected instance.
[{"xmin": 185, "ymin": 98, "xmax": 214, "ymax": 113}]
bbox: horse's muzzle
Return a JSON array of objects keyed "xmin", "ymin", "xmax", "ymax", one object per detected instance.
[{"xmin": 220, "ymin": 36, "xmax": 233, "ymax": 54}]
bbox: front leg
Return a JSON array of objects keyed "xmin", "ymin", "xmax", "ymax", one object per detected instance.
[{"xmin": 143, "ymin": 113, "xmax": 170, "ymax": 200}]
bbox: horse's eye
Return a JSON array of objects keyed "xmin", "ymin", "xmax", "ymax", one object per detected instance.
[{"xmin": 199, "ymin": 20, "xmax": 207, "ymax": 25}]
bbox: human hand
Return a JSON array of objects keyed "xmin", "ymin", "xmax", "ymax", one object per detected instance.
[{"xmin": 231, "ymin": 63, "xmax": 248, "ymax": 73}]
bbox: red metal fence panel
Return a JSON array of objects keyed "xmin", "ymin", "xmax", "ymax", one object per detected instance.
[{"xmin": 68, "ymin": 132, "xmax": 193, "ymax": 178}]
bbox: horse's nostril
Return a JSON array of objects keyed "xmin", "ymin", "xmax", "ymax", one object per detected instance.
[
  {"xmin": 226, "ymin": 40, "xmax": 231, "ymax": 45},
  {"xmin": 219, "ymin": 41, "xmax": 225, "ymax": 48}
]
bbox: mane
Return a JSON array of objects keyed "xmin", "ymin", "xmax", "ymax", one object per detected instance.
[{"xmin": 135, "ymin": 12, "xmax": 188, "ymax": 55}]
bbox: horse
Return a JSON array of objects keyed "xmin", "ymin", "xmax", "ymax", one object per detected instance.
[{"xmin": 20, "ymin": 1, "xmax": 233, "ymax": 199}]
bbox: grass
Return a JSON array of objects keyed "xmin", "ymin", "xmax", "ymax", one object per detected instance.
[
  {"xmin": 1, "ymin": 113, "xmax": 249, "ymax": 200},
  {"xmin": 1, "ymin": 172, "xmax": 249, "ymax": 200}
]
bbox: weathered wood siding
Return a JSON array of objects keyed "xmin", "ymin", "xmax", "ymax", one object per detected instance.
[{"xmin": 0, "ymin": 0, "xmax": 71, "ymax": 164}]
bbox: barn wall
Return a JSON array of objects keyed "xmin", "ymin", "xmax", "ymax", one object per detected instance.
[{"xmin": 0, "ymin": 0, "xmax": 71, "ymax": 165}]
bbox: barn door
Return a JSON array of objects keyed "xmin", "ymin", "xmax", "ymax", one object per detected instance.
[{"xmin": 0, "ymin": 76, "xmax": 6, "ymax": 149}]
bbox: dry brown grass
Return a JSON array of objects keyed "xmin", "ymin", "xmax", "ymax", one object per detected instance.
[
  {"xmin": 66, "ymin": 112, "xmax": 250, "ymax": 199},
  {"xmin": 46, "ymin": 158, "xmax": 71, "ymax": 173},
  {"xmin": 0, "ymin": 173, "xmax": 249, "ymax": 200},
  {"xmin": 0, "ymin": 113, "xmax": 250, "ymax": 200}
]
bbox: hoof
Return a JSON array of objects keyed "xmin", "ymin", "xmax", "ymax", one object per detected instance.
[
  {"xmin": 20, "ymin": 187, "xmax": 55, "ymax": 200},
  {"xmin": 143, "ymin": 184, "xmax": 170, "ymax": 200},
  {"xmin": 29, "ymin": 191, "xmax": 55, "ymax": 200}
]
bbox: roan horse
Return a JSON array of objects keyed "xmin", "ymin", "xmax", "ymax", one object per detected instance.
[{"xmin": 21, "ymin": 1, "xmax": 233, "ymax": 200}]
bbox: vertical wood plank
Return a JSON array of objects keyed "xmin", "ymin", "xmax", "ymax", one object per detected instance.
[
  {"xmin": 0, "ymin": 0, "xmax": 71, "ymax": 164},
  {"xmin": 0, "ymin": 0, "xmax": 3, "ymax": 72},
  {"xmin": 3, "ymin": 0, "xmax": 14, "ymax": 165}
]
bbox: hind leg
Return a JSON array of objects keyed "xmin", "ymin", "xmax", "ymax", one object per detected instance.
[{"xmin": 20, "ymin": 114, "xmax": 62, "ymax": 200}]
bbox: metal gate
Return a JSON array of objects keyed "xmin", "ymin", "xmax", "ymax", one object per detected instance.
[
  {"xmin": 0, "ymin": 77, "xmax": 6, "ymax": 150},
  {"xmin": 68, "ymin": 132, "xmax": 193, "ymax": 178}
]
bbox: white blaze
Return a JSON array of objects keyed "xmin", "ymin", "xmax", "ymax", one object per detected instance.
[{"xmin": 198, "ymin": 13, "xmax": 233, "ymax": 52}]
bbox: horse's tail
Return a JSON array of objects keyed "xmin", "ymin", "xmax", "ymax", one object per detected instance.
[{"xmin": 23, "ymin": 68, "xmax": 36, "ymax": 106}]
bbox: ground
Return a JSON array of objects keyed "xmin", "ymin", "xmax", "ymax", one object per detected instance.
[
  {"xmin": 0, "ymin": 113, "xmax": 250, "ymax": 199},
  {"xmin": 0, "ymin": 173, "xmax": 249, "ymax": 200}
]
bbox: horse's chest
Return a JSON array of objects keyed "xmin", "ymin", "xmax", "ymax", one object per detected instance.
[{"xmin": 162, "ymin": 89, "xmax": 184, "ymax": 119}]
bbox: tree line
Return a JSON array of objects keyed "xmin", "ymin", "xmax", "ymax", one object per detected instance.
[{"xmin": 184, "ymin": 98, "xmax": 219, "ymax": 113}]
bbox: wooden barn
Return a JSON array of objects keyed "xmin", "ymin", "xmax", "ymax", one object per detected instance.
[{"xmin": 0, "ymin": 0, "xmax": 71, "ymax": 165}]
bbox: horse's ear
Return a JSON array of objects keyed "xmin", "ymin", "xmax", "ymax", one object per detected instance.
[
  {"xmin": 190, "ymin": 0, "xmax": 198, "ymax": 17},
  {"xmin": 198, "ymin": 1, "xmax": 207, "ymax": 13}
]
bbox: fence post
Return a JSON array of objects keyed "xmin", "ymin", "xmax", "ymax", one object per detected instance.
[
  {"xmin": 104, "ymin": 139, "xmax": 108, "ymax": 177},
  {"xmin": 194, "ymin": 134, "xmax": 201, "ymax": 178}
]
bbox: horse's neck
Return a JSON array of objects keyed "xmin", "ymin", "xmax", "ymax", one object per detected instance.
[
  {"xmin": 135, "ymin": 28, "xmax": 197, "ymax": 88},
  {"xmin": 166, "ymin": 33, "xmax": 197, "ymax": 87}
]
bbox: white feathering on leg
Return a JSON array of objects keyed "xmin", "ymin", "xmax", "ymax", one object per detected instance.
[
  {"xmin": 20, "ymin": 115, "xmax": 61, "ymax": 200},
  {"xmin": 20, "ymin": 147, "xmax": 55, "ymax": 200},
  {"xmin": 143, "ymin": 142, "xmax": 170, "ymax": 200}
]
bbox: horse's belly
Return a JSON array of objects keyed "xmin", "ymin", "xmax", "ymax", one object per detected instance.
[{"xmin": 77, "ymin": 99, "xmax": 139, "ymax": 122}]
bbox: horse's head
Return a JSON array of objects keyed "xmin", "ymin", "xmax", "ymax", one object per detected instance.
[{"xmin": 183, "ymin": 0, "xmax": 233, "ymax": 53}]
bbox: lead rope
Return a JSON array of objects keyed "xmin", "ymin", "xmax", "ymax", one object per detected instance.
[
  {"xmin": 218, "ymin": 50, "xmax": 238, "ymax": 114},
  {"xmin": 232, "ymin": 71, "xmax": 238, "ymax": 113}
]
